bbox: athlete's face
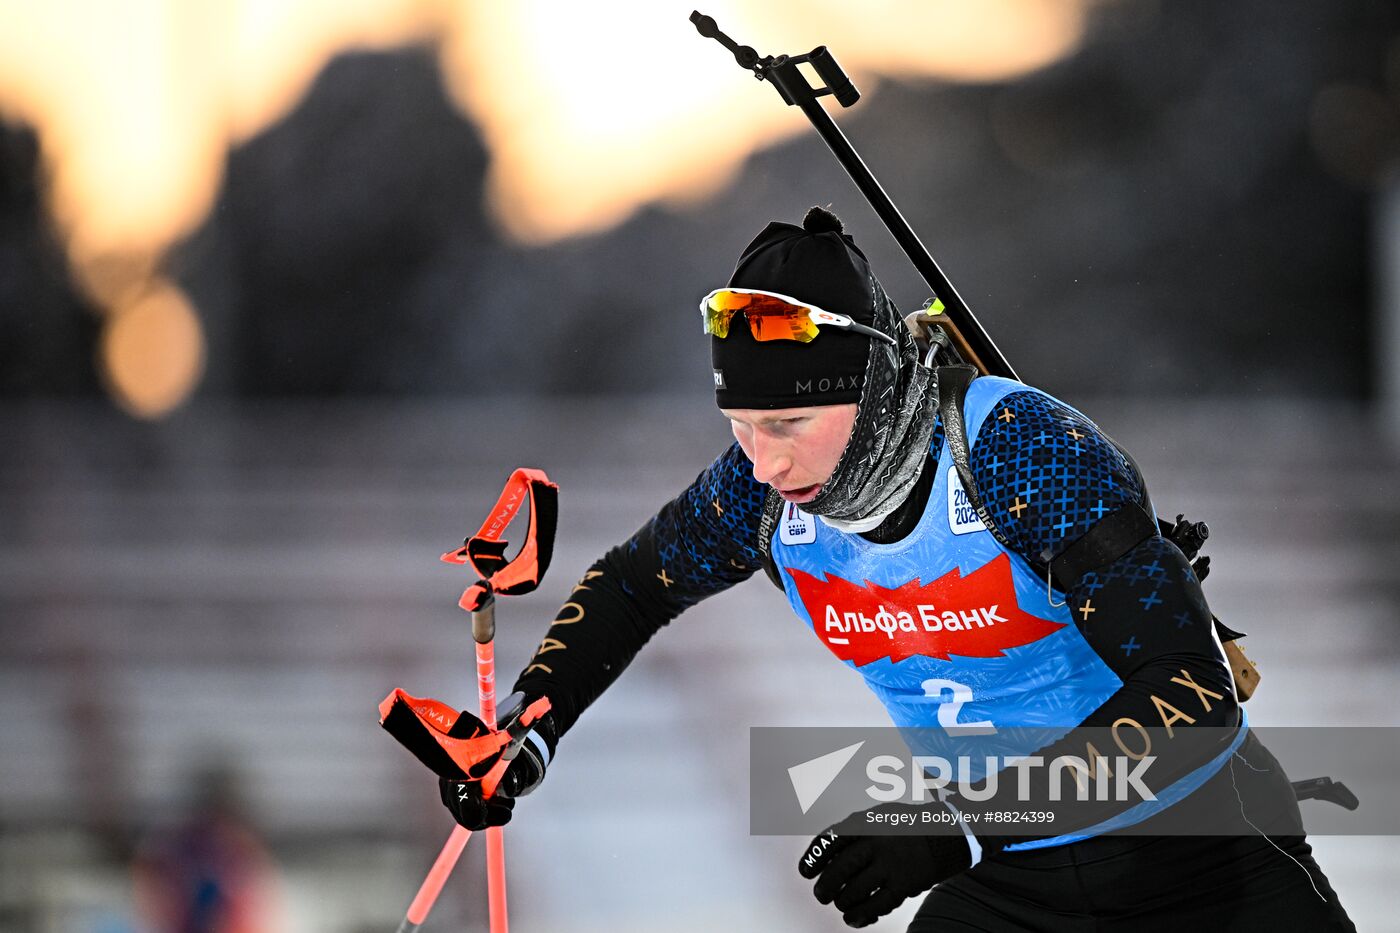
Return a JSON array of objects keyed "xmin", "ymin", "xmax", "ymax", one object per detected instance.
[{"xmin": 721, "ymin": 404, "xmax": 857, "ymax": 505}]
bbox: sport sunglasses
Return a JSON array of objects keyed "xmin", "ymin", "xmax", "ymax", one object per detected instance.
[{"xmin": 699, "ymin": 288, "xmax": 897, "ymax": 346}]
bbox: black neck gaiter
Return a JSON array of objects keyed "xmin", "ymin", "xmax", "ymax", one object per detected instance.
[{"xmin": 802, "ymin": 278, "xmax": 938, "ymax": 531}]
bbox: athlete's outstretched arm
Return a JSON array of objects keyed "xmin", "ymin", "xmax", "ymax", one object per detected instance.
[
  {"xmin": 433, "ymin": 444, "xmax": 771, "ymax": 833},
  {"xmin": 512, "ymin": 442, "xmax": 769, "ymax": 736}
]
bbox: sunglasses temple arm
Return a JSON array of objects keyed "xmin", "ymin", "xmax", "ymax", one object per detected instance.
[
  {"xmin": 690, "ymin": 13, "xmax": 1018, "ymax": 381},
  {"xmin": 849, "ymin": 321, "xmax": 898, "ymax": 347}
]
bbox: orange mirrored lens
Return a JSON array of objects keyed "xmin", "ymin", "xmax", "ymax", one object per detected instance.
[
  {"xmin": 703, "ymin": 291, "xmax": 820, "ymax": 343},
  {"xmin": 702, "ymin": 290, "xmax": 749, "ymax": 338},
  {"xmin": 747, "ymin": 305, "xmax": 819, "ymax": 342}
]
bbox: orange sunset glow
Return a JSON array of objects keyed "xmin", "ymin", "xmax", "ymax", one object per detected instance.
[{"xmin": 0, "ymin": 0, "xmax": 1104, "ymax": 416}]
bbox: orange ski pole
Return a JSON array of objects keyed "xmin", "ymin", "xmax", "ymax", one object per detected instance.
[
  {"xmin": 396, "ymin": 825, "xmax": 470, "ymax": 933},
  {"xmin": 390, "ymin": 468, "xmax": 558, "ymax": 933},
  {"xmin": 394, "ymin": 590, "xmax": 511, "ymax": 933}
]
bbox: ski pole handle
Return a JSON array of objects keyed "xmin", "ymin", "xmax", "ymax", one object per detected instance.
[{"xmin": 475, "ymin": 594, "xmax": 499, "ymax": 729}]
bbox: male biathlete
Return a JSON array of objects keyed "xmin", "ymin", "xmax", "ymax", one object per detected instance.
[{"xmin": 430, "ymin": 208, "xmax": 1355, "ymax": 930}]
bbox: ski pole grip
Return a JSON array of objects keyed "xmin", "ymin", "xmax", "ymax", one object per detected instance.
[{"xmin": 472, "ymin": 588, "xmax": 496, "ymax": 644}]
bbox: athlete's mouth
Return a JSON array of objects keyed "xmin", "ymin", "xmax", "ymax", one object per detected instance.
[{"xmin": 778, "ymin": 483, "xmax": 821, "ymax": 504}]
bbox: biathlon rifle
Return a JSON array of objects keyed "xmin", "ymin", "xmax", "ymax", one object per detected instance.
[{"xmin": 689, "ymin": 10, "xmax": 1016, "ymax": 379}]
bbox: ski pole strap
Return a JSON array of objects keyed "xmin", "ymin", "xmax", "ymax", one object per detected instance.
[
  {"xmin": 442, "ymin": 468, "xmax": 559, "ymax": 612},
  {"xmin": 378, "ymin": 688, "xmax": 552, "ymax": 781}
]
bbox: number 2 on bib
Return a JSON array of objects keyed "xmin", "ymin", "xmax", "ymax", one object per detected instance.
[{"xmin": 921, "ymin": 678, "xmax": 996, "ymax": 736}]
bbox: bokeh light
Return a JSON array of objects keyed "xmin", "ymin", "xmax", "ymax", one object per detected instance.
[
  {"xmin": 98, "ymin": 280, "xmax": 206, "ymax": 418},
  {"xmin": 0, "ymin": 0, "xmax": 1101, "ymax": 416}
]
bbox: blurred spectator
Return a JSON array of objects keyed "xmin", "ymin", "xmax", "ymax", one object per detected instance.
[{"xmin": 131, "ymin": 764, "xmax": 282, "ymax": 933}]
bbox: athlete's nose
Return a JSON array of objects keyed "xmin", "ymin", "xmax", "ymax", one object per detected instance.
[{"xmin": 750, "ymin": 432, "xmax": 791, "ymax": 487}]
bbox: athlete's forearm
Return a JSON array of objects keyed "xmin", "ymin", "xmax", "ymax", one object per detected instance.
[
  {"xmin": 510, "ymin": 548, "xmax": 677, "ymax": 736},
  {"xmin": 512, "ymin": 442, "xmax": 768, "ymax": 738},
  {"xmin": 1065, "ymin": 535, "xmax": 1237, "ymax": 720}
]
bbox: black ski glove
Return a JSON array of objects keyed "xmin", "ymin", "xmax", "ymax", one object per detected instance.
[
  {"xmin": 798, "ymin": 803, "xmax": 972, "ymax": 928},
  {"xmin": 437, "ymin": 692, "xmax": 557, "ymax": 831}
]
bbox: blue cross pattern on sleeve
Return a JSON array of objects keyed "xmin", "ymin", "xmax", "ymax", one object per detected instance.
[
  {"xmin": 1073, "ymin": 534, "xmax": 1211, "ymax": 662},
  {"xmin": 649, "ymin": 442, "xmax": 768, "ymax": 609},
  {"xmin": 967, "ymin": 389, "xmax": 1144, "ymax": 565}
]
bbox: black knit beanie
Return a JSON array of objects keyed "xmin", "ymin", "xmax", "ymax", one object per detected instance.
[{"xmin": 711, "ymin": 207, "xmax": 877, "ymax": 409}]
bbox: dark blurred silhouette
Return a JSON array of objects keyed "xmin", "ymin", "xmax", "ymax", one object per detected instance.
[
  {"xmin": 131, "ymin": 763, "xmax": 282, "ymax": 933},
  {"xmin": 0, "ymin": 120, "xmax": 100, "ymax": 394}
]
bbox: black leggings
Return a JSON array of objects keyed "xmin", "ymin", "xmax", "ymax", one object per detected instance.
[{"xmin": 909, "ymin": 835, "xmax": 1354, "ymax": 932}]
